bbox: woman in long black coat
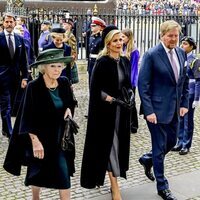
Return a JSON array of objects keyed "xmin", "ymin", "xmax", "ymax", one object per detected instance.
[
  {"xmin": 81, "ymin": 27, "xmax": 135, "ymax": 200},
  {"xmin": 4, "ymin": 49, "xmax": 77, "ymax": 200}
]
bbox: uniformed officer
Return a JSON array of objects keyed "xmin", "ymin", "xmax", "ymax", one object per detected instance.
[
  {"xmin": 172, "ymin": 36, "xmax": 200, "ymax": 155},
  {"xmin": 88, "ymin": 16, "xmax": 106, "ymax": 86},
  {"xmin": 38, "ymin": 20, "xmax": 52, "ymax": 52}
]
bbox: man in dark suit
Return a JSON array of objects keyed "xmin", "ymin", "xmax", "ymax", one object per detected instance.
[
  {"xmin": 138, "ymin": 20, "xmax": 189, "ymax": 200},
  {"xmin": 0, "ymin": 13, "xmax": 28, "ymax": 138}
]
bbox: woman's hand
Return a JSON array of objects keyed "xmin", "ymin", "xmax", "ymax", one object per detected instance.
[
  {"xmin": 64, "ymin": 108, "xmax": 72, "ymax": 119},
  {"xmin": 29, "ymin": 133, "xmax": 44, "ymax": 159},
  {"xmin": 105, "ymin": 95, "xmax": 114, "ymax": 104}
]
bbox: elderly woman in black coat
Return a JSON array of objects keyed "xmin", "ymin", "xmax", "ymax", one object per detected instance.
[
  {"xmin": 81, "ymin": 26, "xmax": 135, "ymax": 200},
  {"xmin": 4, "ymin": 49, "xmax": 77, "ymax": 200}
]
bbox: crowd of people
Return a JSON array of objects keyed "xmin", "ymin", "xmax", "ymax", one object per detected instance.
[
  {"xmin": 0, "ymin": 11, "xmax": 200, "ymax": 200},
  {"xmin": 116, "ymin": 0, "xmax": 200, "ymax": 15}
]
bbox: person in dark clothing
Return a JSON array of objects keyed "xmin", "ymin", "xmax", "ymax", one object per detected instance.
[
  {"xmin": 0, "ymin": 13, "xmax": 28, "ymax": 138},
  {"xmin": 81, "ymin": 26, "xmax": 136, "ymax": 200},
  {"xmin": 87, "ymin": 16, "xmax": 106, "ymax": 86},
  {"xmin": 82, "ymin": 10, "xmax": 92, "ymax": 60},
  {"xmin": 3, "ymin": 49, "xmax": 77, "ymax": 200}
]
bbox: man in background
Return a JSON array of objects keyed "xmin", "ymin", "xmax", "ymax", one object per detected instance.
[{"xmin": 0, "ymin": 13, "xmax": 28, "ymax": 138}]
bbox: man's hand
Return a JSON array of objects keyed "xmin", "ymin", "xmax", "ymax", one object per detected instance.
[
  {"xmin": 180, "ymin": 107, "xmax": 188, "ymax": 117},
  {"xmin": 146, "ymin": 113, "xmax": 157, "ymax": 124}
]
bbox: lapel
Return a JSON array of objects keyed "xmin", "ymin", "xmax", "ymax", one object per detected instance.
[
  {"xmin": 157, "ymin": 43, "xmax": 177, "ymax": 84},
  {"xmin": 14, "ymin": 34, "xmax": 21, "ymax": 58}
]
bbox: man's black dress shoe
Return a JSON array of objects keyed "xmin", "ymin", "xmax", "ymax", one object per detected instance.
[
  {"xmin": 158, "ymin": 189, "xmax": 177, "ymax": 200},
  {"xmin": 179, "ymin": 148, "xmax": 189, "ymax": 155},
  {"xmin": 171, "ymin": 145, "xmax": 182, "ymax": 151},
  {"xmin": 138, "ymin": 158, "xmax": 155, "ymax": 181}
]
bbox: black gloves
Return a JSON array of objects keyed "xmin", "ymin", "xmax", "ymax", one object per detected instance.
[
  {"xmin": 112, "ymin": 87, "xmax": 135, "ymax": 110},
  {"xmin": 61, "ymin": 116, "xmax": 79, "ymax": 152}
]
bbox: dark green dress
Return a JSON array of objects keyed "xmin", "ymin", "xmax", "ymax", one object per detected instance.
[{"xmin": 25, "ymin": 88, "xmax": 71, "ymax": 189}]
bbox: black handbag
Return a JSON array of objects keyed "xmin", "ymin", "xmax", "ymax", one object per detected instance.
[{"xmin": 61, "ymin": 116, "xmax": 79, "ymax": 152}]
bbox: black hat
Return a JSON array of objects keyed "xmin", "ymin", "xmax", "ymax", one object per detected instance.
[
  {"xmin": 29, "ymin": 49, "xmax": 72, "ymax": 68},
  {"xmin": 41, "ymin": 20, "xmax": 51, "ymax": 25},
  {"xmin": 101, "ymin": 25, "xmax": 118, "ymax": 47},
  {"xmin": 63, "ymin": 18, "xmax": 74, "ymax": 27},
  {"xmin": 51, "ymin": 27, "xmax": 66, "ymax": 34},
  {"xmin": 181, "ymin": 36, "xmax": 197, "ymax": 50}
]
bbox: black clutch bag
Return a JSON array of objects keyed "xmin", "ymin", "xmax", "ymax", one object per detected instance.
[{"xmin": 61, "ymin": 116, "xmax": 79, "ymax": 152}]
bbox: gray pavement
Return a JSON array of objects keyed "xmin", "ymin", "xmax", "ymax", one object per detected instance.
[{"xmin": 0, "ymin": 61, "xmax": 200, "ymax": 200}]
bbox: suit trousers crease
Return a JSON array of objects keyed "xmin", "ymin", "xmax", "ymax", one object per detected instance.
[{"xmin": 145, "ymin": 113, "xmax": 178, "ymax": 191}]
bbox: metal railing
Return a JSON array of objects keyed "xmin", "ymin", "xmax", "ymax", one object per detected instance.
[{"xmin": 1, "ymin": 7, "xmax": 199, "ymax": 59}]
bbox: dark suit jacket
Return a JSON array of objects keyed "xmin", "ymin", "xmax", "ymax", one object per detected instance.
[
  {"xmin": 0, "ymin": 32, "xmax": 28, "ymax": 79},
  {"xmin": 138, "ymin": 43, "xmax": 189, "ymax": 124}
]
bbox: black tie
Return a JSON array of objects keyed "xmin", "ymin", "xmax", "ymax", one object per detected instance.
[{"xmin": 8, "ymin": 34, "xmax": 14, "ymax": 59}]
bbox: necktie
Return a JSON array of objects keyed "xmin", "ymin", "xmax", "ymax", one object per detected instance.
[
  {"xmin": 169, "ymin": 50, "xmax": 178, "ymax": 82},
  {"xmin": 8, "ymin": 34, "xmax": 14, "ymax": 59}
]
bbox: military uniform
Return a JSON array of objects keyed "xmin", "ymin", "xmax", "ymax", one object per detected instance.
[
  {"xmin": 176, "ymin": 52, "xmax": 200, "ymax": 153},
  {"xmin": 88, "ymin": 32, "xmax": 102, "ymax": 84}
]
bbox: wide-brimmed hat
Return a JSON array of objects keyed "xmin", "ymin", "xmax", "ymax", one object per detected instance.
[
  {"xmin": 29, "ymin": 49, "xmax": 72, "ymax": 68},
  {"xmin": 181, "ymin": 36, "xmax": 197, "ymax": 50}
]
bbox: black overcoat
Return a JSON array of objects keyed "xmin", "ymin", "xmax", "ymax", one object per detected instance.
[
  {"xmin": 4, "ymin": 75, "xmax": 77, "ymax": 177},
  {"xmin": 81, "ymin": 55, "xmax": 133, "ymax": 188}
]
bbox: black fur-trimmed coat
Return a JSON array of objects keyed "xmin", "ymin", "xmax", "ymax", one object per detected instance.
[{"xmin": 81, "ymin": 55, "xmax": 134, "ymax": 188}]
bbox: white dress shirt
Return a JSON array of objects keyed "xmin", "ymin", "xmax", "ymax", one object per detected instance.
[{"xmin": 4, "ymin": 30, "xmax": 16, "ymax": 52}]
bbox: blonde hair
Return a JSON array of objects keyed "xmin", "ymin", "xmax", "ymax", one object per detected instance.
[
  {"xmin": 160, "ymin": 20, "xmax": 181, "ymax": 37},
  {"xmin": 98, "ymin": 29, "xmax": 122, "ymax": 59},
  {"xmin": 121, "ymin": 28, "xmax": 134, "ymax": 59}
]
